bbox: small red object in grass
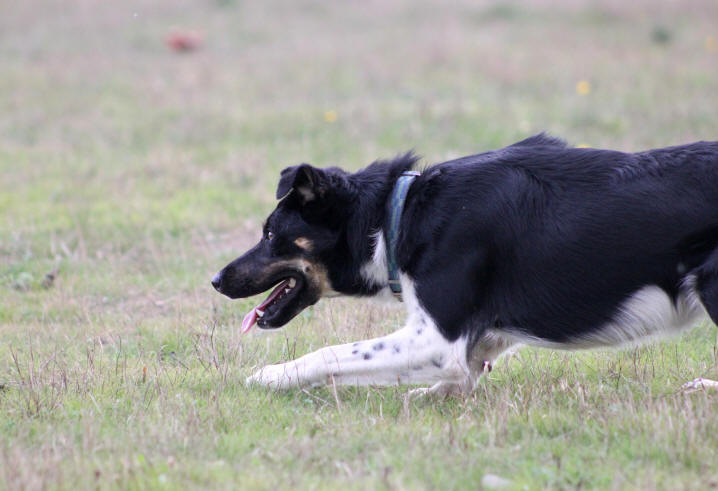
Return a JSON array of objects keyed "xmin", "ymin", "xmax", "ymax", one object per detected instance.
[{"xmin": 165, "ymin": 30, "xmax": 203, "ymax": 53}]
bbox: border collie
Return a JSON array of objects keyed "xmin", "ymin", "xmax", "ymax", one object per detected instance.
[{"xmin": 212, "ymin": 134, "xmax": 718, "ymax": 395}]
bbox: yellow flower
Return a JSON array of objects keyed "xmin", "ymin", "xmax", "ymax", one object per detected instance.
[
  {"xmin": 324, "ymin": 110, "xmax": 338, "ymax": 123},
  {"xmin": 576, "ymin": 80, "xmax": 591, "ymax": 96},
  {"xmin": 706, "ymin": 35, "xmax": 718, "ymax": 53}
]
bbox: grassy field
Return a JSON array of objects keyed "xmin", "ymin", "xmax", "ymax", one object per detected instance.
[{"xmin": 2, "ymin": 0, "xmax": 718, "ymax": 488}]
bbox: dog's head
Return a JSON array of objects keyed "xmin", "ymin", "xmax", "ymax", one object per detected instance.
[{"xmin": 212, "ymin": 163, "xmax": 355, "ymax": 332}]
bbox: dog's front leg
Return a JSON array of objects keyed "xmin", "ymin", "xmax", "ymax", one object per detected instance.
[{"xmin": 246, "ymin": 321, "xmax": 471, "ymax": 390}]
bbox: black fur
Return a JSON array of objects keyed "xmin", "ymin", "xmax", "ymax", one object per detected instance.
[{"xmin": 214, "ymin": 135, "xmax": 718, "ymax": 348}]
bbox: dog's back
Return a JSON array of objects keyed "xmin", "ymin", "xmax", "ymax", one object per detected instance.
[{"xmin": 401, "ymin": 138, "xmax": 718, "ymax": 347}]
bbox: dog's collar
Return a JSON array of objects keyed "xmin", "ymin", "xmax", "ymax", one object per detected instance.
[{"xmin": 385, "ymin": 170, "xmax": 420, "ymax": 301}]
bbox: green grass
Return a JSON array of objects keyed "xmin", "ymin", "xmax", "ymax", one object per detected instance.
[{"xmin": 2, "ymin": 0, "xmax": 718, "ymax": 488}]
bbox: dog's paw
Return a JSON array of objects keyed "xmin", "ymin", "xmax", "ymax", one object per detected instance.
[
  {"xmin": 408, "ymin": 387, "xmax": 432, "ymax": 399},
  {"xmin": 682, "ymin": 377, "xmax": 718, "ymax": 392},
  {"xmin": 246, "ymin": 363, "xmax": 301, "ymax": 390},
  {"xmin": 408, "ymin": 381, "xmax": 467, "ymax": 399}
]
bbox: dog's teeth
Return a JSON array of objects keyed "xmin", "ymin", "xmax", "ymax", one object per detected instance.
[
  {"xmin": 289, "ymin": 278, "xmax": 296, "ymax": 288},
  {"xmin": 256, "ymin": 309, "xmax": 264, "ymax": 317}
]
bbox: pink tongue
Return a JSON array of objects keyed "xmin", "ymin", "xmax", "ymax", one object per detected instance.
[
  {"xmin": 240, "ymin": 310, "xmax": 259, "ymax": 334},
  {"xmin": 241, "ymin": 279, "xmax": 291, "ymax": 334}
]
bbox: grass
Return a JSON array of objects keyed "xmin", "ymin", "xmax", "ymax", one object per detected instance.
[{"xmin": 1, "ymin": 0, "xmax": 718, "ymax": 488}]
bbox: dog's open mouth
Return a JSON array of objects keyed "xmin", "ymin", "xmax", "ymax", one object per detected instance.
[{"xmin": 241, "ymin": 276, "xmax": 304, "ymax": 333}]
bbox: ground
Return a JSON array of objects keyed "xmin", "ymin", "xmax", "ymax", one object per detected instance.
[{"xmin": 1, "ymin": 0, "xmax": 718, "ymax": 489}]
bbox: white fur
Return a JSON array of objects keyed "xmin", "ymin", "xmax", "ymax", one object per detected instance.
[
  {"xmin": 359, "ymin": 231, "xmax": 399, "ymax": 303},
  {"xmin": 246, "ymin": 277, "xmax": 472, "ymax": 390},
  {"xmin": 360, "ymin": 231, "xmax": 388, "ymax": 286},
  {"xmin": 682, "ymin": 378, "xmax": 718, "ymax": 392},
  {"xmin": 500, "ymin": 278, "xmax": 706, "ymax": 350}
]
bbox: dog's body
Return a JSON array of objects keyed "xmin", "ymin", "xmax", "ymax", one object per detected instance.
[{"xmin": 213, "ymin": 134, "xmax": 718, "ymax": 394}]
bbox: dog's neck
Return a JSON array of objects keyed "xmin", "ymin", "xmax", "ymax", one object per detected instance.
[
  {"xmin": 320, "ymin": 154, "xmax": 419, "ymax": 297},
  {"xmin": 384, "ymin": 171, "xmax": 421, "ymax": 300}
]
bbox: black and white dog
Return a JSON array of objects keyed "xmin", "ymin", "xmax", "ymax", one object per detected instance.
[{"xmin": 212, "ymin": 134, "xmax": 718, "ymax": 395}]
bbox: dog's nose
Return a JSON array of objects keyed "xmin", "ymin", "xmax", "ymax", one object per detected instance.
[{"xmin": 211, "ymin": 273, "xmax": 222, "ymax": 291}]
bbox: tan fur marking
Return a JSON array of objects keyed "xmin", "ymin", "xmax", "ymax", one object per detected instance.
[
  {"xmin": 294, "ymin": 237, "xmax": 313, "ymax": 251},
  {"xmin": 299, "ymin": 259, "xmax": 337, "ymax": 296},
  {"xmin": 255, "ymin": 258, "xmax": 337, "ymax": 298}
]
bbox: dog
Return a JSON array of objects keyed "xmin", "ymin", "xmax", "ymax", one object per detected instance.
[{"xmin": 212, "ymin": 134, "xmax": 718, "ymax": 395}]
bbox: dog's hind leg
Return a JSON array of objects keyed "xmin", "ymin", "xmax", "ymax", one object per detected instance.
[
  {"xmin": 695, "ymin": 250, "xmax": 718, "ymax": 326},
  {"xmin": 246, "ymin": 310, "xmax": 472, "ymax": 390},
  {"xmin": 681, "ymin": 250, "xmax": 718, "ymax": 391}
]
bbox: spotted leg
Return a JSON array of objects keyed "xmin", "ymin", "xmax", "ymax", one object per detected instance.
[{"xmin": 246, "ymin": 314, "xmax": 471, "ymax": 390}]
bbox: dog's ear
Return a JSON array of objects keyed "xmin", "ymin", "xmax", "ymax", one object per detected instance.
[
  {"xmin": 276, "ymin": 164, "xmax": 353, "ymax": 227},
  {"xmin": 276, "ymin": 164, "xmax": 328, "ymax": 203}
]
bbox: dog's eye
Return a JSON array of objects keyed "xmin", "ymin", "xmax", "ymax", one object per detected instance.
[{"xmin": 266, "ymin": 231, "xmax": 275, "ymax": 241}]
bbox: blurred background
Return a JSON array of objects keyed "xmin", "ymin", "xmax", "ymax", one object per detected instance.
[
  {"xmin": 1, "ymin": 0, "xmax": 718, "ymax": 488},
  {"xmin": 3, "ymin": 0, "xmax": 717, "ymax": 255}
]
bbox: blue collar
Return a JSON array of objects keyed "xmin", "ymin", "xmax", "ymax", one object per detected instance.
[{"xmin": 385, "ymin": 170, "xmax": 420, "ymax": 300}]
